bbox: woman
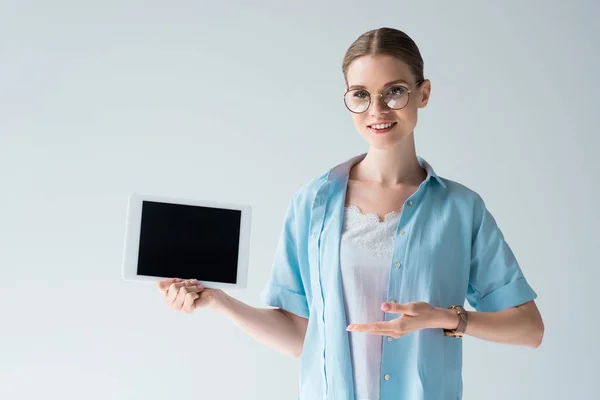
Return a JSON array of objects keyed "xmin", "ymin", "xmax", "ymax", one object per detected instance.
[{"xmin": 157, "ymin": 27, "xmax": 544, "ymax": 400}]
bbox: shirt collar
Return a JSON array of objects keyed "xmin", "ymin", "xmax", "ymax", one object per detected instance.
[{"xmin": 326, "ymin": 152, "xmax": 446, "ymax": 189}]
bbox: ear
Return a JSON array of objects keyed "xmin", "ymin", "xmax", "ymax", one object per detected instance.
[{"xmin": 417, "ymin": 79, "xmax": 432, "ymax": 109}]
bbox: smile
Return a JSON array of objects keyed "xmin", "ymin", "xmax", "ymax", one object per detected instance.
[{"xmin": 367, "ymin": 122, "xmax": 397, "ymax": 134}]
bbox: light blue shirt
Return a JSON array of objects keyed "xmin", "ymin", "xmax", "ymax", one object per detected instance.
[{"xmin": 260, "ymin": 153, "xmax": 537, "ymax": 400}]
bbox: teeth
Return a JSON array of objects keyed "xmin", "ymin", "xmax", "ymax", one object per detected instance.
[{"xmin": 371, "ymin": 123, "xmax": 393, "ymax": 129}]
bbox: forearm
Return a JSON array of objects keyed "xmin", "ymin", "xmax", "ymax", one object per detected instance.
[
  {"xmin": 437, "ymin": 302, "xmax": 544, "ymax": 348},
  {"xmin": 209, "ymin": 290, "xmax": 306, "ymax": 358}
]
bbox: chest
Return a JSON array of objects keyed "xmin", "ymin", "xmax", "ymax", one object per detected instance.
[
  {"xmin": 312, "ymin": 178, "xmax": 472, "ymax": 307},
  {"xmin": 344, "ymin": 179, "xmax": 419, "ymax": 222}
]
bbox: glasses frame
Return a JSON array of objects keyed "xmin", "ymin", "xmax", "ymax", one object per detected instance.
[{"xmin": 343, "ymin": 79, "xmax": 424, "ymax": 114}]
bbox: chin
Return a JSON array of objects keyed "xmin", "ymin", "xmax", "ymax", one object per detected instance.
[{"xmin": 360, "ymin": 129, "xmax": 409, "ymax": 149}]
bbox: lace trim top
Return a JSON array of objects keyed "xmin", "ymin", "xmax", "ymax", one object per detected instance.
[
  {"xmin": 342, "ymin": 205, "xmax": 402, "ymax": 258},
  {"xmin": 340, "ymin": 205, "xmax": 402, "ymax": 400}
]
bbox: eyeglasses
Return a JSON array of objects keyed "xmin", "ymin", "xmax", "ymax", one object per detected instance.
[{"xmin": 343, "ymin": 80, "xmax": 423, "ymax": 114}]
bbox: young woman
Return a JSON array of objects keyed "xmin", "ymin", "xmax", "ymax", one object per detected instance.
[{"xmin": 157, "ymin": 27, "xmax": 544, "ymax": 400}]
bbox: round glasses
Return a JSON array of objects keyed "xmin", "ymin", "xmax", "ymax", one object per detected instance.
[{"xmin": 343, "ymin": 80, "xmax": 423, "ymax": 114}]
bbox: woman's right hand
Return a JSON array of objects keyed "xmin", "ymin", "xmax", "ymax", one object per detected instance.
[{"xmin": 156, "ymin": 278, "xmax": 220, "ymax": 314}]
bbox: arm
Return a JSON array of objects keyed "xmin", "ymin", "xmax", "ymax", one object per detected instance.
[
  {"xmin": 464, "ymin": 194, "xmax": 542, "ymax": 348},
  {"xmin": 437, "ymin": 300, "xmax": 544, "ymax": 348},
  {"xmin": 210, "ymin": 289, "xmax": 309, "ymax": 358},
  {"xmin": 348, "ymin": 299, "xmax": 544, "ymax": 348}
]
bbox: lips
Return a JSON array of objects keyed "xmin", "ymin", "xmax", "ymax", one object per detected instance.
[{"xmin": 367, "ymin": 122, "xmax": 397, "ymax": 129}]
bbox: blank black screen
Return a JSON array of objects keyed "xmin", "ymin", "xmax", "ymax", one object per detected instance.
[{"xmin": 137, "ymin": 200, "xmax": 241, "ymax": 283}]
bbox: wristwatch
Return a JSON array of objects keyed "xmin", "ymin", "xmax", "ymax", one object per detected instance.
[{"xmin": 443, "ymin": 305, "xmax": 468, "ymax": 338}]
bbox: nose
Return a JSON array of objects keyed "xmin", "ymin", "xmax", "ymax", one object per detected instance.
[{"xmin": 369, "ymin": 94, "xmax": 390, "ymax": 117}]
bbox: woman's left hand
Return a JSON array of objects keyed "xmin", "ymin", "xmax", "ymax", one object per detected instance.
[{"xmin": 346, "ymin": 301, "xmax": 455, "ymax": 338}]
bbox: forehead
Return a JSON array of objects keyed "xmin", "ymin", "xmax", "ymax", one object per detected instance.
[{"xmin": 346, "ymin": 55, "xmax": 413, "ymax": 89}]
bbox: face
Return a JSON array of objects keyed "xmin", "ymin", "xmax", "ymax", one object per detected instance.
[{"xmin": 344, "ymin": 54, "xmax": 431, "ymax": 149}]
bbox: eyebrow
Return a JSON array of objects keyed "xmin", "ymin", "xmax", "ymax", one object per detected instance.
[{"xmin": 348, "ymin": 79, "xmax": 410, "ymax": 91}]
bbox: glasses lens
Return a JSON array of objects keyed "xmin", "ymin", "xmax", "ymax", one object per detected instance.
[
  {"xmin": 345, "ymin": 86, "xmax": 411, "ymax": 113},
  {"xmin": 382, "ymin": 86, "xmax": 409, "ymax": 110},
  {"xmin": 344, "ymin": 90, "xmax": 370, "ymax": 113}
]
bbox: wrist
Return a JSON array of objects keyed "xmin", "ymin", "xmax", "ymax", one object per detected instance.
[
  {"xmin": 437, "ymin": 307, "xmax": 460, "ymax": 330},
  {"xmin": 208, "ymin": 289, "xmax": 228, "ymax": 313}
]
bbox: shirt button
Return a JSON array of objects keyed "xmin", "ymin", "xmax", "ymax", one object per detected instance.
[
  {"xmin": 384, "ymin": 374, "xmax": 391, "ymax": 381},
  {"xmin": 388, "ymin": 337, "xmax": 393, "ymax": 342},
  {"xmin": 407, "ymin": 200, "xmax": 413, "ymax": 206},
  {"xmin": 399, "ymin": 230, "xmax": 406, "ymax": 235},
  {"xmin": 390, "ymin": 299, "xmax": 396, "ymax": 303},
  {"xmin": 395, "ymin": 262, "xmax": 401, "ymax": 268}
]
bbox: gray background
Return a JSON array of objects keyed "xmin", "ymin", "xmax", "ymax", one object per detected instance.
[{"xmin": 1, "ymin": 0, "xmax": 598, "ymax": 399}]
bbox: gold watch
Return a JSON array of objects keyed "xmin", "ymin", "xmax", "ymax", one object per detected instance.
[{"xmin": 443, "ymin": 305, "xmax": 468, "ymax": 338}]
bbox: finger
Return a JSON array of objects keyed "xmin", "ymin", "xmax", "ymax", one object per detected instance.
[
  {"xmin": 183, "ymin": 291, "xmax": 200, "ymax": 313},
  {"xmin": 166, "ymin": 282, "xmax": 188, "ymax": 303},
  {"xmin": 173, "ymin": 285, "xmax": 205, "ymax": 310},
  {"xmin": 347, "ymin": 321, "xmax": 394, "ymax": 333},
  {"xmin": 177, "ymin": 279, "xmax": 203, "ymax": 289},
  {"xmin": 186, "ymin": 279, "xmax": 205, "ymax": 289},
  {"xmin": 181, "ymin": 285, "xmax": 205, "ymax": 294},
  {"xmin": 172, "ymin": 286, "xmax": 188, "ymax": 310},
  {"xmin": 157, "ymin": 278, "xmax": 177, "ymax": 293},
  {"xmin": 382, "ymin": 302, "xmax": 413, "ymax": 314},
  {"xmin": 158, "ymin": 278, "xmax": 183, "ymax": 293},
  {"xmin": 349, "ymin": 327, "xmax": 400, "ymax": 338},
  {"xmin": 347, "ymin": 323, "xmax": 405, "ymax": 338}
]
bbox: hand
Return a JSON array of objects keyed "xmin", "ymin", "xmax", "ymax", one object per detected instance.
[
  {"xmin": 156, "ymin": 278, "xmax": 221, "ymax": 314},
  {"xmin": 346, "ymin": 301, "xmax": 451, "ymax": 338}
]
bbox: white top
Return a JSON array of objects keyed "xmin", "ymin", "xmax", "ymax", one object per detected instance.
[{"xmin": 340, "ymin": 205, "xmax": 402, "ymax": 400}]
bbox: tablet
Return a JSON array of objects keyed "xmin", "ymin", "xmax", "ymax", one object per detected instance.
[{"xmin": 122, "ymin": 193, "xmax": 251, "ymax": 289}]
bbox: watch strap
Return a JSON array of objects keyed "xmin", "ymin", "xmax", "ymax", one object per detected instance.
[{"xmin": 443, "ymin": 305, "xmax": 468, "ymax": 338}]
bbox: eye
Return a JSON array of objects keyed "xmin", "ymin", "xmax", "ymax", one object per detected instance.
[
  {"xmin": 353, "ymin": 90, "xmax": 369, "ymax": 99},
  {"xmin": 387, "ymin": 86, "xmax": 408, "ymax": 96}
]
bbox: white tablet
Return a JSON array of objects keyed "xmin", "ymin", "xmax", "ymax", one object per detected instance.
[{"xmin": 122, "ymin": 193, "xmax": 252, "ymax": 289}]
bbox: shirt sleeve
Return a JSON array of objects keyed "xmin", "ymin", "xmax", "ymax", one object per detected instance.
[
  {"xmin": 466, "ymin": 194, "xmax": 537, "ymax": 312},
  {"xmin": 260, "ymin": 196, "xmax": 310, "ymax": 319}
]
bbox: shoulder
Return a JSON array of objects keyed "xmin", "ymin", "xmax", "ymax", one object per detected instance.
[
  {"xmin": 435, "ymin": 176, "xmax": 488, "ymax": 214},
  {"xmin": 289, "ymin": 171, "xmax": 329, "ymax": 209},
  {"xmin": 436, "ymin": 177, "xmax": 492, "ymax": 230},
  {"xmin": 290, "ymin": 152, "xmax": 363, "ymax": 205},
  {"xmin": 441, "ymin": 177, "xmax": 482, "ymax": 200}
]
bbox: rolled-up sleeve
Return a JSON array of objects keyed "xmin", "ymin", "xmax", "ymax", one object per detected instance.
[
  {"xmin": 466, "ymin": 194, "xmax": 537, "ymax": 312},
  {"xmin": 260, "ymin": 196, "xmax": 310, "ymax": 319}
]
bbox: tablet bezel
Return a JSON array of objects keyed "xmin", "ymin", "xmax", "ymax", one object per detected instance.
[{"xmin": 122, "ymin": 193, "xmax": 251, "ymax": 289}]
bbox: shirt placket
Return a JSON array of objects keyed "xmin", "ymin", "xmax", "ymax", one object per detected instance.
[
  {"xmin": 379, "ymin": 185, "xmax": 426, "ymax": 398},
  {"xmin": 308, "ymin": 180, "xmax": 330, "ymax": 399}
]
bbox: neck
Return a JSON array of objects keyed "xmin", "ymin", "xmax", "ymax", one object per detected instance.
[{"xmin": 351, "ymin": 132, "xmax": 427, "ymax": 186}]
